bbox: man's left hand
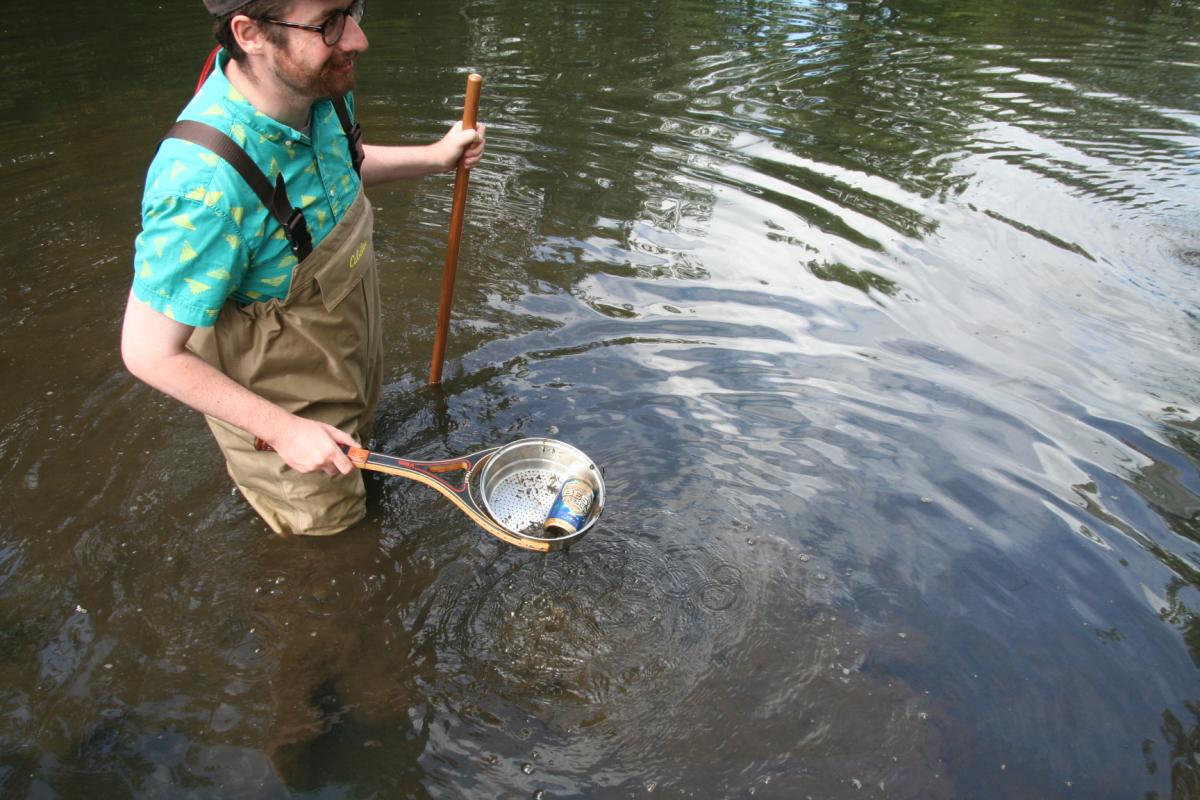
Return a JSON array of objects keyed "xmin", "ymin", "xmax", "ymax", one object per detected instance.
[{"xmin": 436, "ymin": 120, "xmax": 486, "ymax": 171}]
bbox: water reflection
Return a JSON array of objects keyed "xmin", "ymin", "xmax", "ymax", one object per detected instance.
[
  {"xmin": 1, "ymin": 0, "xmax": 1199, "ymax": 796},
  {"xmin": 251, "ymin": 529, "xmax": 433, "ymax": 792}
]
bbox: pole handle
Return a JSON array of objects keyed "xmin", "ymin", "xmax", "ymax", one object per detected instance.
[
  {"xmin": 429, "ymin": 73, "xmax": 483, "ymax": 386},
  {"xmin": 460, "ymin": 72, "xmax": 482, "ymax": 132}
]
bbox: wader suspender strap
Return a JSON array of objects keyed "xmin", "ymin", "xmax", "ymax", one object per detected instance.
[
  {"xmin": 331, "ymin": 95, "xmax": 364, "ymax": 176},
  {"xmin": 161, "ymin": 120, "xmax": 314, "ymax": 260},
  {"xmin": 192, "ymin": 45, "xmax": 362, "ymax": 176},
  {"xmin": 166, "ymin": 40, "xmax": 363, "ymax": 259}
]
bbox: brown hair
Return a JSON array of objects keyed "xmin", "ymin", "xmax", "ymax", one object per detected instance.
[{"xmin": 213, "ymin": 0, "xmax": 291, "ymax": 61}]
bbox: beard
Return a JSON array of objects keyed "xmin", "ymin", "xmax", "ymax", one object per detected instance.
[{"xmin": 272, "ymin": 45, "xmax": 357, "ymax": 100}]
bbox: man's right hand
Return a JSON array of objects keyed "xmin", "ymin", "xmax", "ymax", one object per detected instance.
[{"xmin": 262, "ymin": 418, "xmax": 360, "ymax": 476}]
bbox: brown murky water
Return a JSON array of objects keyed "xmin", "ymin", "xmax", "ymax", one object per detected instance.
[{"xmin": 2, "ymin": 0, "xmax": 1199, "ymax": 797}]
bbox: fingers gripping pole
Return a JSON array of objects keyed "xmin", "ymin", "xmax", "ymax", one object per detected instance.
[{"xmin": 429, "ymin": 73, "xmax": 483, "ymax": 386}]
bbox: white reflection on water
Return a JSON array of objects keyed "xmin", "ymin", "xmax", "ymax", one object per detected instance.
[{"xmin": 1, "ymin": 0, "xmax": 1199, "ymax": 797}]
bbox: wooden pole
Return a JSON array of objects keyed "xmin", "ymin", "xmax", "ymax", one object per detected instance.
[{"xmin": 429, "ymin": 73, "xmax": 483, "ymax": 385}]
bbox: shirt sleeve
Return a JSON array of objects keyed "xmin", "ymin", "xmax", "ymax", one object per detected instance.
[{"xmin": 131, "ymin": 190, "xmax": 249, "ymax": 327}]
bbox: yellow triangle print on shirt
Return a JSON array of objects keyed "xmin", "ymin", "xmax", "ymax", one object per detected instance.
[
  {"xmin": 207, "ymin": 268, "xmax": 231, "ymax": 281},
  {"xmin": 231, "ymin": 124, "xmax": 247, "ymax": 145},
  {"xmin": 153, "ymin": 236, "xmax": 169, "ymax": 257},
  {"xmin": 186, "ymin": 187, "xmax": 206, "ymax": 201},
  {"xmin": 277, "ymin": 254, "xmax": 298, "ymax": 269},
  {"xmin": 203, "ymin": 191, "xmax": 223, "ymax": 207},
  {"xmin": 304, "ymin": 162, "xmax": 318, "ymax": 175},
  {"xmin": 316, "ymin": 210, "xmax": 328, "ymax": 226},
  {"xmin": 184, "ymin": 277, "xmax": 211, "ymax": 295},
  {"xmin": 301, "ymin": 195, "xmax": 317, "ymax": 206},
  {"xmin": 171, "ymin": 213, "xmax": 196, "ymax": 231},
  {"xmin": 268, "ymin": 158, "xmax": 281, "ymax": 178},
  {"xmin": 165, "ymin": 305, "xmax": 176, "ymax": 320},
  {"xmin": 224, "ymin": 234, "xmax": 241, "ymax": 249},
  {"xmin": 180, "ymin": 242, "xmax": 198, "ymax": 263},
  {"xmin": 140, "ymin": 261, "xmax": 153, "ymax": 278},
  {"xmin": 244, "ymin": 290, "xmax": 263, "ymax": 300},
  {"xmin": 260, "ymin": 275, "xmax": 287, "ymax": 288},
  {"xmin": 202, "ymin": 104, "xmax": 227, "ymax": 117},
  {"xmin": 170, "ymin": 161, "xmax": 188, "ymax": 181},
  {"xmin": 230, "ymin": 207, "xmax": 244, "ymax": 225},
  {"xmin": 228, "ymin": 86, "xmax": 245, "ymax": 103},
  {"xmin": 198, "ymin": 152, "xmax": 220, "ymax": 167}
]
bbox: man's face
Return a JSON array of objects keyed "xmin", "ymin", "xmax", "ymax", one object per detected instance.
[{"xmin": 265, "ymin": 0, "xmax": 369, "ymax": 100}]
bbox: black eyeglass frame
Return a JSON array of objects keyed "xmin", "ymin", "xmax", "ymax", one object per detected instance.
[{"xmin": 258, "ymin": 0, "xmax": 364, "ymax": 47}]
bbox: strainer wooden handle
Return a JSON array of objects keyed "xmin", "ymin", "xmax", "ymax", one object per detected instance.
[
  {"xmin": 253, "ymin": 438, "xmax": 574, "ymax": 552},
  {"xmin": 343, "ymin": 445, "xmax": 556, "ymax": 552}
]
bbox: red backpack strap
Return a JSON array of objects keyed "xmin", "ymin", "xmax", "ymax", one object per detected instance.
[{"xmin": 195, "ymin": 45, "xmax": 222, "ymax": 96}]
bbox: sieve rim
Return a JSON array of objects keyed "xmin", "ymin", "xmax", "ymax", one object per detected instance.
[{"xmin": 473, "ymin": 438, "xmax": 606, "ymax": 542}]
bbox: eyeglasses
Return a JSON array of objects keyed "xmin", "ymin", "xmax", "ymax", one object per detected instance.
[{"xmin": 259, "ymin": 0, "xmax": 364, "ymax": 47}]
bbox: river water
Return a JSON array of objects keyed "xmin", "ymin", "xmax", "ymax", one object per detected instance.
[{"xmin": 2, "ymin": 0, "xmax": 1199, "ymax": 797}]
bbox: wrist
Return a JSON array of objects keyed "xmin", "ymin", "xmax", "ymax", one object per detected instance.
[
  {"xmin": 430, "ymin": 141, "xmax": 455, "ymax": 173},
  {"xmin": 255, "ymin": 406, "xmax": 297, "ymax": 449}
]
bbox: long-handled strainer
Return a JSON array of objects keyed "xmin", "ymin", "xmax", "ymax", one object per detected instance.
[{"xmin": 345, "ymin": 438, "xmax": 605, "ymax": 552}]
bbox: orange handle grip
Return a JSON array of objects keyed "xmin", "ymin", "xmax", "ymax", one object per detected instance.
[
  {"xmin": 460, "ymin": 73, "xmax": 482, "ymax": 133},
  {"xmin": 429, "ymin": 73, "xmax": 483, "ymax": 386}
]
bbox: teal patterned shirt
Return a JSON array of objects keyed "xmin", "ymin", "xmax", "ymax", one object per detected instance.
[{"xmin": 131, "ymin": 50, "xmax": 361, "ymax": 327}]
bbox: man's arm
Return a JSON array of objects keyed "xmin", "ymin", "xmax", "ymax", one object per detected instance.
[
  {"xmin": 120, "ymin": 292, "xmax": 357, "ymax": 476},
  {"xmin": 359, "ymin": 121, "xmax": 486, "ymax": 188}
]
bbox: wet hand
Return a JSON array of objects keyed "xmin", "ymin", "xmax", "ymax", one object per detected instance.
[{"xmin": 267, "ymin": 418, "xmax": 359, "ymax": 476}]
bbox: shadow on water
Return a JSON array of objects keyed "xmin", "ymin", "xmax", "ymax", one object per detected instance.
[{"xmin": 1, "ymin": 0, "xmax": 1199, "ymax": 797}]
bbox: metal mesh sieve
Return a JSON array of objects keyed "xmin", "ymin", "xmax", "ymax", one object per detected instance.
[
  {"xmin": 473, "ymin": 439, "xmax": 605, "ymax": 540},
  {"xmin": 481, "ymin": 467, "xmax": 563, "ymax": 535}
]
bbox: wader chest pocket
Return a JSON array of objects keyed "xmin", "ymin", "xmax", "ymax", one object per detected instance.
[{"xmin": 313, "ymin": 243, "xmax": 373, "ymax": 313}]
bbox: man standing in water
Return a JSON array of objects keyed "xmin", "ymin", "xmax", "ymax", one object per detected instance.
[{"xmin": 121, "ymin": 0, "xmax": 484, "ymax": 535}]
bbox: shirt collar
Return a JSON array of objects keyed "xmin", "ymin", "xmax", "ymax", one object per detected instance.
[{"xmin": 196, "ymin": 49, "xmax": 314, "ymax": 144}]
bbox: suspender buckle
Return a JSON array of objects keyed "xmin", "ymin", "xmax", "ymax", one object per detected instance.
[
  {"xmin": 284, "ymin": 208, "xmax": 313, "ymax": 260},
  {"xmin": 348, "ymin": 121, "xmax": 364, "ymax": 175}
]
